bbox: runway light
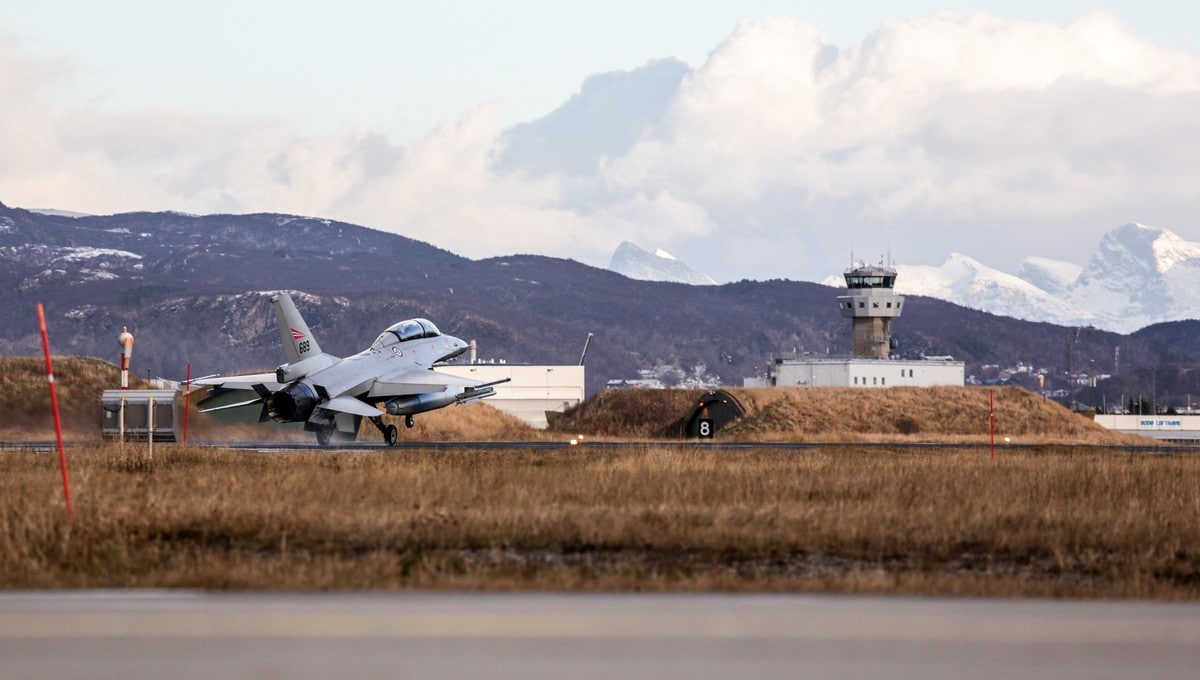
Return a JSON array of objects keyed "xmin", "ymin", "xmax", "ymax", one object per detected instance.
[
  {"xmin": 570, "ymin": 438, "xmax": 579, "ymax": 446},
  {"xmin": 1004, "ymin": 437, "xmax": 1011, "ymax": 443}
]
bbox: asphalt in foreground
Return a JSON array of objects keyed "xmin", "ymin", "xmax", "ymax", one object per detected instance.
[{"xmin": 2, "ymin": 591, "xmax": 1199, "ymax": 679}]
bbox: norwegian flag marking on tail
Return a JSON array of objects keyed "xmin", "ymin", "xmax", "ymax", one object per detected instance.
[{"xmin": 290, "ymin": 328, "xmax": 305, "ymax": 340}]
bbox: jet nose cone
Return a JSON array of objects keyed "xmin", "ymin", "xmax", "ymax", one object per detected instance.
[{"xmin": 439, "ymin": 335, "xmax": 469, "ymax": 362}]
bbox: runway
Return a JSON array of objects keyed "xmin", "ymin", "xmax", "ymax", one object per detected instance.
[
  {"xmin": 4, "ymin": 439, "xmax": 1197, "ymax": 454},
  {"xmin": 3, "ymin": 592, "xmax": 1199, "ymax": 679}
]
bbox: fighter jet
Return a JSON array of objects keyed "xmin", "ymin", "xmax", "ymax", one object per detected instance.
[{"xmin": 193, "ymin": 292, "xmax": 506, "ymax": 445}]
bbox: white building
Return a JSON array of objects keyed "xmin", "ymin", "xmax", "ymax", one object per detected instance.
[
  {"xmin": 757, "ymin": 357, "xmax": 964, "ymax": 388},
  {"xmin": 1093, "ymin": 414, "xmax": 1200, "ymax": 441},
  {"xmin": 438, "ymin": 364, "xmax": 585, "ymax": 428}
]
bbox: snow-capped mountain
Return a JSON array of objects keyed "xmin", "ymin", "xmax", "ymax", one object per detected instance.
[
  {"xmin": 1017, "ymin": 257, "xmax": 1083, "ymax": 296},
  {"xmin": 823, "ymin": 223, "xmax": 1200, "ymax": 334},
  {"xmin": 1066, "ymin": 223, "xmax": 1200, "ymax": 332},
  {"xmin": 608, "ymin": 241, "xmax": 716, "ymax": 285},
  {"xmin": 903, "ymin": 254, "xmax": 1094, "ymax": 326}
]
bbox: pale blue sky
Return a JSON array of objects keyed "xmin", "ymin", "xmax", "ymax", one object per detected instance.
[
  {"xmin": 3, "ymin": 2, "xmax": 1198, "ymax": 282},
  {"xmin": 6, "ymin": 1, "xmax": 1195, "ymax": 139}
]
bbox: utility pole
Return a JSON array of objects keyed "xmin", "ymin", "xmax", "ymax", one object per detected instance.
[
  {"xmin": 1090, "ymin": 359, "xmax": 1097, "ymax": 411},
  {"xmin": 1065, "ymin": 327, "xmax": 1080, "ymax": 407}
]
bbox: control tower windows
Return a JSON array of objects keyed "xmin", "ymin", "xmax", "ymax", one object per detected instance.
[{"xmin": 844, "ymin": 274, "xmax": 896, "ymax": 288}]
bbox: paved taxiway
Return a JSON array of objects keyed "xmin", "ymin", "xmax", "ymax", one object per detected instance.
[
  {"xmin": 3, "ymin": 592, "xmax": 1199, "ymax": 679},
  {"xmin": 6, "ymin": 439, "xmax": 1197, "ymax": 453}
]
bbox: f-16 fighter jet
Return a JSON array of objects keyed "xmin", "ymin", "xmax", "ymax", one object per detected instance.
[{"xmin": 194, "ymin": 292, "xmax": 505, "ymax": 445}]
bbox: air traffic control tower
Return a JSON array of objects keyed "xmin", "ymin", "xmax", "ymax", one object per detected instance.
[
  {"xmin": 744, "ymin": 259, "xmax": 963, "ymax": 389},
  {"xmin": 836, "ymin": 264, "xmax": 904, "ymax": 359}
]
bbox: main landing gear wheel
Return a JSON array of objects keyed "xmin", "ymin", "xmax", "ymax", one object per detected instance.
[
  {"xmin": 315, "ymin": 425, "xmax": 334, "ymax": 446},
  {"xmin": 405, "ymin": 415, "xmax": 415, "ymax": 429},
  {"xmin": 369, "ymin": 416, "xmax": 400, "ymax": 446}
]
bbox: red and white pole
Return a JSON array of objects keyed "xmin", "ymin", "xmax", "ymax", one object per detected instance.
[
  {"xmin": 38, "ymin": 304, "xmax": 73, "ymax": 521},
  {"xmin": 118, "ymin": 327, "xmax": 134, "ymax": 389}
]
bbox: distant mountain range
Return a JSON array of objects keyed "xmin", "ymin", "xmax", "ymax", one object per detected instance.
[
  {"xmin": 823, "ymin": 223, "xmax": 1200, "ymax": 334},
  {"xmin": 2, "ymin": 200, "xmax": 1198, "ymax": 404},
  {"xmin": 608, "ymin": 241, "xmax": 716, "ymax": 285}
]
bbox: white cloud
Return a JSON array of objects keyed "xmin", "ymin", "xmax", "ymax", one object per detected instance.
[
  {"xmin": 2, "ymin": 12, "xmax": 1199, "ymax": 283},
  {"xmin": 342, "ymin": 105, "xmax": 596, "ymax": 258},
  {"xmin": 599, "ymin": 12, "xmax": 1200, "ymax": 278}
]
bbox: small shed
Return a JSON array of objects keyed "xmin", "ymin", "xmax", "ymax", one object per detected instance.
[{"xmin": 101, "ymin": 389, "xmax": 178, "ymax": 442}]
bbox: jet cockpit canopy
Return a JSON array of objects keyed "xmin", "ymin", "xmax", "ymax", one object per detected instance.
[{"xmin": 372, "ymin": 318, "xmax": 441, "ymax": 349}]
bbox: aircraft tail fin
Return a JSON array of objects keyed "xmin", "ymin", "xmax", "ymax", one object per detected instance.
[{"xmin": 272, "ymin": 293, "xmax": 323, "ymax": 364}]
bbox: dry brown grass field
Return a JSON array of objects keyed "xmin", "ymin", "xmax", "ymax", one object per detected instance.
[
  {"xmin": 4, "ymin": 356, "xmax": 1195, "ymax": 597},
  {"xmin": 3, "ymin": 443, "xmax": 1198, "ymax": 597}
]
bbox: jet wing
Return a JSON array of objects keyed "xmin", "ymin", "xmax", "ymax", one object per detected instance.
[
  {"xmin": 188, "ymin": 372, "xmax": 284, "ymax": 393},
  {"xmin": 320, "ymin": 396, "xmax": 383, "ymax": 417},
  {"xmin": 366, "ymin": 367, "xmax": 489, "ymax": 399}
]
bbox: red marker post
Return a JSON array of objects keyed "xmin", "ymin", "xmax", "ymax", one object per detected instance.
[
  {"xmin": 183, "ymin": 363, "xmax": 191, "ymax": 445},
  {"xmin": 37, "ymin": 304, "xmax": 73, "ymax": 521},
  {"xmin": 989, "ymin": 389, "xmax": 996, "ymax": 461}
]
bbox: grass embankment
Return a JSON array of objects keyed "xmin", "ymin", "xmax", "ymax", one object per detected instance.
[
  {"xmin": 188, "ymin": 399, "xmax": 545, "ymax": 443},
  {"xmin": 4, "ymin": 444, "xmax": 1198, "ymax": 597},
  {"xmin": 0, "ymin": 356, "xmax": 150, "ymax": 439},
  {"xmin": 552, "ymin": 386, "xmax": 1151, "ymax": 445}
]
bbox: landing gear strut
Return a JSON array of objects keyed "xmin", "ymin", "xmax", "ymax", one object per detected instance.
[{"xmin": 370, "ymin": 416, "xmax": 400, "ymax": 446}]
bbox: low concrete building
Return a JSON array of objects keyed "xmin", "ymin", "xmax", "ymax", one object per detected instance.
[
  {"xmin": 759, "ymin": 356, "xmax": 965, "ymax": 388},
  {"xmin": 438, "ymin": 364, "xmax": 585, "ymax": 428},
  {"xmin": 1093, "ymin": 414, "xmax": 1200, "ymax": 441}
]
